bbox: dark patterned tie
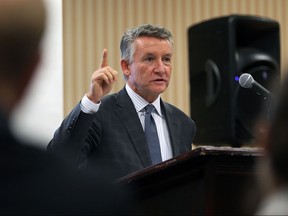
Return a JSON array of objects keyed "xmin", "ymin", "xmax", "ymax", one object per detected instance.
[{"xmin": 144, "ymin": 104, "xmax": 162, "ymax": 165}]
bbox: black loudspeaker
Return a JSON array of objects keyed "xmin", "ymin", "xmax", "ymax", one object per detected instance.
[{"xmin": 188, "ymin": 15, "xmax": 280, "ymax": 147}]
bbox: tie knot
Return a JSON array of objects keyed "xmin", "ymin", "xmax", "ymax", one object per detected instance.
[{"xmin": 145, "ymin": 104, "xmax": 154, "ymax": 114}]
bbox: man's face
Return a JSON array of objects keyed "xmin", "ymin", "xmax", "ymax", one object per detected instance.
[{"xmin": 126, "ymin": 36, "xmax": 172, "ymax": 102}]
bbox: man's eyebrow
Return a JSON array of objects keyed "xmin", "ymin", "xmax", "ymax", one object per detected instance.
[
  {"xmin": 145, "ymin": 52, "xmax": 155, "ymax": 56},
  {"xmin": 163, "ymin": 53, "xmax": 172, "ymax": 57}
]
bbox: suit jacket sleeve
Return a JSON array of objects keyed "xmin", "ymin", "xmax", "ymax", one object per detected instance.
[{"xmin": 47, "ymin": 102, "xmax": 96, "ymax": 167}]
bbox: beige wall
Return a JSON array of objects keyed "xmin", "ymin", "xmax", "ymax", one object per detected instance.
[{"xmin": 63, "ymin": 0, "xmax": 288, "ymax": 116}]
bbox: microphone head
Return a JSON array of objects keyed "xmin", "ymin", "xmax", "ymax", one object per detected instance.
[{"xmin": 239, "ymin": 73, "xmax": 254, "ymax": 88}]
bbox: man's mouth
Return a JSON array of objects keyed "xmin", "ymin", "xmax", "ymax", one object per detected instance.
[{"xmin": 154, "ymin": 78, "xmax": 166, "ymax": 82}]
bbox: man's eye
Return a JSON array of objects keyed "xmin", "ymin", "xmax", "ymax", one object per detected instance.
[
  {"xmin": 146, "ymin": 57, "xmax": 154, "ymax": 62},
  {"xmin": 164, "ymin": 57, "xmax": 171, "ymax": 64}
]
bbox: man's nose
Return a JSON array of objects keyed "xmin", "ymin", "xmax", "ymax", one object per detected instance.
[{"xmin": 154, "ymin": 60, "xmax": 165, "ymax": 73}]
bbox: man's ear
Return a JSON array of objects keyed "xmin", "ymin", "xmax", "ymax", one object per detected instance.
[
  {"xmin": 254, "ymin": 120, "xmax": 270, "ymax": 151},
  {"xmin": 120, "ymin": 59, "xmax": 130, "ymax": 77},
  {"xmin": 17, "ymin": 51, "xmax": 41, "ymax": 99},
  {"xmin": 0, "ymin": 50, "xmax": 41, "ymax": 115}
]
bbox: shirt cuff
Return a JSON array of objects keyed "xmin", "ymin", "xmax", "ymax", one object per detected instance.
[{"xmin": 80, "ymin": 94, "xmax": 101, "ymax": 114}]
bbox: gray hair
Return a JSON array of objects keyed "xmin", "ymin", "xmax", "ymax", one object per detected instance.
[{"xmin": 120, "ymin": 24, "xmax": 173, "ymax": 63}]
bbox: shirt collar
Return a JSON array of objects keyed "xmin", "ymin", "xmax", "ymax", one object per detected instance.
[{"xmin": 125, "ymin": 84, "xmax": 163, "ymax": 117}]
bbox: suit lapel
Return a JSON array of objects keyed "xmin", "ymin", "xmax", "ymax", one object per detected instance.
[
  {"xmin": 114, "ymin": 88, "xmax": 152, "ymax": 167},
  {"xmin": 162, "ymin": 102, "xmax": 180, "ymax": 156}
]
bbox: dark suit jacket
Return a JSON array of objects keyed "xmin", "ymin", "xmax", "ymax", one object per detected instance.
[
  {"xmin": 0, "ymin": 113, "xmax": 131, "ymax": 215},
  {"xmin": 48, "ymin": 87, "xmax": 196, "ymax": 180}
]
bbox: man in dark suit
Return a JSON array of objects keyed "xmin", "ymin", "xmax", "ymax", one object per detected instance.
[
  {"xmin": 253, "ymin": 74, "xmax": 288, "ymax": 215},
  {"xmin": 48, "ymin": 24, "xmax": 197, "ymax": 180},
  {"xmin": 0, "ymin": 0, "xmax": 131, "ymax": 214}
]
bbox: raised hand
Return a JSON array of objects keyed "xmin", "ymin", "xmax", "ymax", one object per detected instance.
[{"xmin": 86, "ymin": 49, "xmax": 118, "ymax": 103}]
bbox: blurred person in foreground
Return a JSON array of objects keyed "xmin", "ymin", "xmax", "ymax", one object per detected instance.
[
  {"xmin": 47, "ymin": 24, "xmax": 197, "ymax": 180},
  {"xmin": 252, "ymin": 74, "xmax": 288, "ymax": 215},
  {"xmin": 0, "ymin": 0, "xmax": 130, "ymax": 215}
]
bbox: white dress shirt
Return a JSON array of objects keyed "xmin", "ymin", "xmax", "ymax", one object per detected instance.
[{"xmin": 80, "ymin": 84, "xmax": 173, "ymax": 162}]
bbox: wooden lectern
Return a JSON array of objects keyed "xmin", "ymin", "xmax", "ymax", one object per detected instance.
[{"xmin": 116, "ymin": 146, "xmax": 264, "ymax": 215}]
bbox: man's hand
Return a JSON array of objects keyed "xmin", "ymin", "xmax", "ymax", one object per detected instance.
[{"xmin": 86, "ymin": 49, "xmax": 118, "ymax": 103}]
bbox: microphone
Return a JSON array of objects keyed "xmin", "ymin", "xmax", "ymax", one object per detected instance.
[{"xmin": 239, "ymin": 73, "xmax": 273, "ymax": 99}]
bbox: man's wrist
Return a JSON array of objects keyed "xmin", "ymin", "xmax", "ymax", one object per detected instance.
[{"xmin": 80, "ymin": 94, "xmax": 101, "ymax": 114}]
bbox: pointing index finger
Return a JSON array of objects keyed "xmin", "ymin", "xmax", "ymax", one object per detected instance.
[{"xmin": 99, "ymin": 48, "xmax": 108, "ymax": 68}]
